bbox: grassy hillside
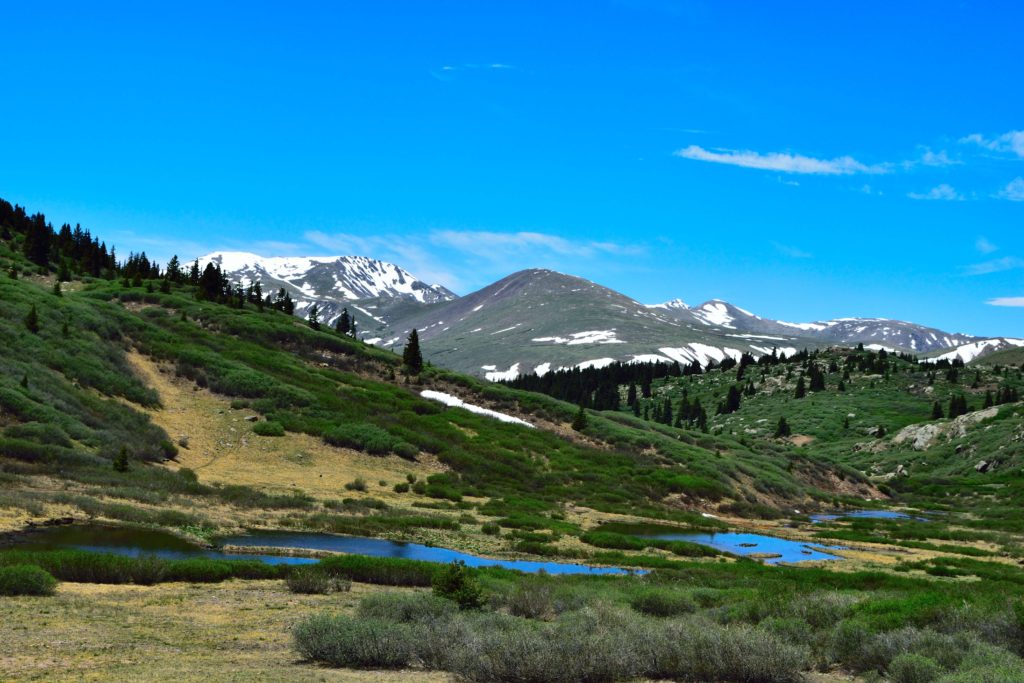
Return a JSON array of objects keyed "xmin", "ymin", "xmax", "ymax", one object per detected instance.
[{"xmin": 0, "ymin": 210, "xmax": 879, "ymax": 568}]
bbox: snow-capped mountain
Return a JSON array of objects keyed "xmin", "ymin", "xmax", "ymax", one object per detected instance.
[
  {"xmin": 646, "ymin": 298, "xmax": 978, "ymax": 354},
  {"xmin": 197, "ymin": 251, "xmax": 456, "ymax": 325},
  {"xmin": 923, "ymin": 338, "xmax": 1024, "ymax": 364},
  {"xmin": 204, "ymin": 253, "xmax": 1011, "ymax": 378}
]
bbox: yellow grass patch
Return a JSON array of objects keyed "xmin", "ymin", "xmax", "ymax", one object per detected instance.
[{"xmin": 125, "ymin": 351, "xmax": 443, "ymax": 504}]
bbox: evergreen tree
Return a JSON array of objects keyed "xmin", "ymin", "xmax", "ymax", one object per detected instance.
[
  {"xmin": 794, "ymin": 376, "xmax": 806, "ymax": 399},
  {"xmin": 113, "ymin": 446, "xmax": 130, "ymax": 473},
  {"xmin": 24, "ymin": 304, "xmax": 39, "ymax": 334},
  {"xmin": 931, "ymin": 401, "xmax": 944, "ymax": 420},
  {"xmin": 20, "ymin": 373, "xmax": 28, "ymax": 389},
  {"xmin": 350, "ymin": 318, "xmax": 357, "ymax": 338},
  {"xmin": 52, "ymin": 280, "xmax": 62, "ymax": 297},
  {"xmin": 8, "ymin": 265, "xmax": 17, "ymax": 279},
  {"xmin": 402, "ymin": 329, "xmax": 423, "ymax": 373},
  {"xmin": 335, "ymin": 308, "xmax": 351, "ymax": 335},
  {"xmin": 626, "ymin": 382, "xmax": 637, "ymax": 407},
  {"xmin": 984, "ymin": 391, "xmax": 994, "ymax": 409},
  {"xmin": 774, "ymin": 416, "xmax": 791, "ymax": 438},
  {"xmin": 571, "ymin": 404, "xmax": 588, "ymax": 431},
  {"xmin": 308, "ymin": 303, "xmax": 321, "ymax": 330}
]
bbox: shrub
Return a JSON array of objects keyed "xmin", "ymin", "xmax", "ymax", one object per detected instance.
[
  {"xmin": 293, "ymin": 614, "xmax": 414, "ymax": 668},
  {"xmin": 629, "ymin": 589, "xmax": 696, "ymax": 617},
  {"xmin": 253, "ymin": 421, "xmax": 285, "ymax": 437},
  {"xmin": 357, "ymin": 592, "xmax": 456, "ymax": 623},
  {"xmin": 505, "ymin": 580, "xmax": 554, "ymax": 620},
  {"xmin": 889, "ymin": 653, "xmax": 943, "ymax": 683},
  {"xmin": 0, "ymin": 564, "xmax": 58, "ymax": 596},
  {"xmin": 393, "ymin": 482, "xmax": 410, "ymax": 493},
  {"xmin": 324, "ymin": 423, "xmax": 400, "ymax": 455},
  {"xmin": 344, "ymin": 477, "xmax": 368, "ymax": 492},
  {"xmin": 286, "ymin": 567, "xmax": 351, "ymax": 594},
  {"xmin": 433, "ymin": 560, "xmax": 485, "ymax": 610},
  {"xmin": 481, "ymin": 522, "xmax": 501, "ymax": 536},
  {"xmin": 317, "ymin": 555, "xmax": 436, "ymax": 587}
]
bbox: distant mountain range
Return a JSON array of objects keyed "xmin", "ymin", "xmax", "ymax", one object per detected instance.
[{"xmin": 202, "ymin": 252, "xmax": 1022, "ymax": 377}]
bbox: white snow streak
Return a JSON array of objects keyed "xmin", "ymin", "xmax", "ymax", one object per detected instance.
[{"xmin": 420, "ymin": 391, "xmax": 533, "ymax": 428}]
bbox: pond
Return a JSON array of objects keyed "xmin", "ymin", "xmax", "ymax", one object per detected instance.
[
  {"xmin": 4, "ymin": 525, "xmax": 637, "ymax": 576},
  {"xmin": 809, "ymin": 510, "xmax": 927, "ymax": 523},
  {"xmin": 640, "ymin": 531, "xmax": 842, "ymax": 564}
]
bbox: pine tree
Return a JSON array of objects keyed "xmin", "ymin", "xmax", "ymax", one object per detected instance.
[
  {"xmin": 113, "ymin": 446, "xmax": 130, "ymax": 473},
  {"xmin": 794, "ymin": 376, "xmax": 806, "ymax": 399},
  {"xmin": 335, "ymin": 308, "xmax": 351, "ymax": 335},
  {"xmin": 350, "ymin": 318, "xmax": 357, "ymax": 338},
  {"xmin": 402, "ymin": 329, "xmax": 423, "ymax": 373},
  {"xmin": 52, "ymin": 280, "xmax": 62, "ymax": 296},
  {"xmin": 571, "ymin": 404, "xmax": 588, "ymax": 431},
  {"xmin": 626, "ymin": 382, "xmax": 637, "ymax": 407},
  {"xmin": 24, "ymin": 304, "xmax": 39, "ymax": 334},
  {"xmin": 308, "ymin": 303, "xmax": 321, "ymax": 330},
  {"xmin": 984, "ymin": 391, "xmax": 994, "ymax": 409},
  {"xmin": 774, "ymin": 416, "xmax": 791, "ymax": 438},
  {"xmin": 20, "ymin": 373, "xmax": 28, "ymax": 389},
  {"xmin": 931, "ymin": 401, "xmax": 944, "ymax": 420}
]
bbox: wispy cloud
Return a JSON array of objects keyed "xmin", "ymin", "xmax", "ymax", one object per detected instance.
[
  {"xmin": 430, "ymin": 230, "xmax": 644, "ymax": 259},
  {"xmin": 976, "ymin": 237, "xmax": 998, "ymax": 254},
  {"xmin": 964, "ymin": 256, "xmax": 1024, "ymax": 275},
  {"xmin": 960, "ymin": 130, "xmax": 1024, "ymax": 158},
  {"xmin": 430, "ymin": 63, "xmax": 513, "ymax": 81},
  {"xmin": 674, "ymin": 145, "xmax": 889, "ymax": 175},
  {"xmin": 772, "ymin": 242, "xmax": 812, "ymax": 259},
  {"xmin": 987, "ymin": 297, "xmax": 1024, "ymax": 307},
  {"xmin": 917, "ymin": 148, "xmax": 959, "ymax": 167},
  {"xmin": 907, "ymin": 184, "xmax": 964, "ymax": 201},
  {"xmin": 999, "ymin": 177, "xmax": 1024, "ymax": 201},
  {"xmin": 304, "ymin": 231, "xmax": 464, "ymax": 290}
]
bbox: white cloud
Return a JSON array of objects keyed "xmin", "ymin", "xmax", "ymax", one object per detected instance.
[
  {"xmin": 907, "ymin": 184, "xmax": 964, "ymax": 201},
  {"xmin": 772, "ymin": 242, "xmax": 812, "ymax": 259},
  {"xmin": 987, "ymin": 297, "xmax": 1024, "ymax": 307},
  {"xmin": 430, "ymin": 230, "xmax": 644, "ymax": 259},
  {"xmin": 964, "ymin": 256, "xmax": 1024, "ymax": 276},
  {"xmin": 674, "ymin": 145, "xmax": 889, "ymax": 175},
  {"xmin": 917, "ymin": 148, "xmax": 959, "ymax": 167},
  {"xmin": 976, "ymin": 237, "xmax": 998, "ymax": 254},
  {"xmin": 960, "ymin": 130, "xmax": 1024, "ymax": 158},
  {"xmin": 999, "ymin": 177, "xmax": 1024, "ymax": 201}
]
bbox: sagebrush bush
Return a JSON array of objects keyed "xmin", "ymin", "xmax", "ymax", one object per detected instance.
[
  {"xmin": 357, "ymin": 592, "xmax": 456, "ymax": 623},
  {"xmin": 889, "ymin": 653, "xmax": 943, "ymax": 683},
  {"xmin": 629, "ymin": 588, "xmax": 696, "ymax": 617},
  {"xmin": 293, "ymin": 614, "xmax": 414, "ymax": 668},
  {"xmin": 0, "ymin": 564, "xmax": 58, "ymax": 596},
  {"xmin": 504, "ymin": 580, "xmax": 555, "ymax": 620},
  {"xmin": 286, "ymin": 567, "xmax": 351, "ymax": 594}
]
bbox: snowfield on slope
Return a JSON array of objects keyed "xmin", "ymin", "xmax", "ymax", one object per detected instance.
[
  {"xmin": 532, "ymin": 330, "xmax": 625, "ymax": 345},
  {"xmin": 924, "ymin": 338, "xmax": 1024, "ymax": 364},
  {"xmin": 420, "ymin": 390, "xmax": 534, "ymax": 428}
]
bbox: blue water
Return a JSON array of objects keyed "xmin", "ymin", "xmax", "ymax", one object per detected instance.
[
  {"xmin": 217, "ymin": 530, "xmax": 636, "ymax": 575},
  {"xmin": 642, "ymin": 532, "xmax": 841, "ymax": 564},
  {"xmin": 810, "ymin": 510, "xmax": 926, "ymax": 523},
  {"xmin": 6, "ymin": 525, "xmax": 637, "ymax": 575}
]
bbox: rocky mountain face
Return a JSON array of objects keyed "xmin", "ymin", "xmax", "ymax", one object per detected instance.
[
  {"xmin": 198, "ymin": 251, "xmax": 456, "ymax": 326},
  {"xmin": 205, "ymin": 255, "xmax": 1015, "ymax": 378},
  {"xmin": 648, "ymin": 299, "xmax": 978, "ymax": 354}
]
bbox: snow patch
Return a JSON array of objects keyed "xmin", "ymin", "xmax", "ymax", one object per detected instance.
[
  {"xmin": 420, "ymin": 390, "xmax": 533, "ymax": 428},
  {"xmin": 484, "ymin": 363, "xmax": 521, "ymax": 381},
  {"xmin": 532, "ymin": 330, "xmax": 625, "ymax": 345}
]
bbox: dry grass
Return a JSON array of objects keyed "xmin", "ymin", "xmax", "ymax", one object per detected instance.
[
  {"xmin": 0, "ymin": 580, "xmax": 450, "ymax": 682},
  {"xmin": 126, "ymin": 351, "xmax": 443, "ymax": 504}
]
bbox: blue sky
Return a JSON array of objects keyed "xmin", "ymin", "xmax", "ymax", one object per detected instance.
[{"xmin": 2, "ymin": 1, "xmax": 1022, "ymax": 336}]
